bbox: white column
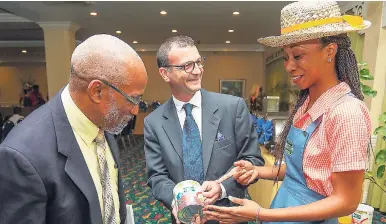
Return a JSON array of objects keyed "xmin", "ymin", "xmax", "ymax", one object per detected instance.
[{"xmin": 38, "ymin": 21, "xmax": 80, "ymax": 98}]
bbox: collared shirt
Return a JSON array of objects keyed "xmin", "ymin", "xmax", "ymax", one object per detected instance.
[
  {"xmin": 8, "ymin": 114, "xmax": 24, "ymax": 125},
  {"xmin": 61, "ymin": 86, "xmax": 120, "ymax": 223},
  {"xmin": 293, "ymin": 82, "xmax": 371, "ymax": 196},
  {"xmin": 173, "ymin": 90, "xmax": 203, "ymax": 140},
  {"xmin": 172, "ymin": 90, "xmax": 227, "ymax": 199}
]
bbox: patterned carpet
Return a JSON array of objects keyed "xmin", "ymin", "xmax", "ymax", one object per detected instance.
[{"xmin": 118, "ymin": 135, "xmax": 171, "ymax": 224}]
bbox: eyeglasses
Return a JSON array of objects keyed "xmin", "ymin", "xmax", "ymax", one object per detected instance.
[
  {"xmin": 165, "ymin": 56, "xmax": 206, "ymax": 73},
  {"xmin": 100, "ymin": 80, "xmax": 142, "ymax": 105}
]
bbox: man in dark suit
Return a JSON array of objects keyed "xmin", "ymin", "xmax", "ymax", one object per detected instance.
[
  {"xmin": 144, "ymin": 35, "xmax": 264, "ymax": 224},
  {"xmin": 0, "ymin": 34, "xmax": 148, "ymax": 224}
]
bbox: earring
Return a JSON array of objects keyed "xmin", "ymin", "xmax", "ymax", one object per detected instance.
[{"xmin": 328, "ymin": 58, "xmax": 332, "ymax": 63}]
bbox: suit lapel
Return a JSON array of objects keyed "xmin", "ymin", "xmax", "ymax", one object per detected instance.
[
  {"xmin": 162, "ymin": 98, "xmax": 183, "ymax": 161},
  {"xmin": 105, "ymin": 133, "xmax": 126, "ymax": 223},
  {"xmin": 162, "ymin": 90, "xmax": 221, "ymax": 176},
  {"xmin": 105, "ymin": 133, "xmax": 119, "ymax": 168},
  {"xmin": 49, "ymin": 90, "xmax": 102, "ymax": 224},
  {"xmin": 201, "ymin": 90, "xmax": 220, "ymax": 176}
]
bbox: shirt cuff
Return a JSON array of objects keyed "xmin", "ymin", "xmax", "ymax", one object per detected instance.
[{"xmin": 219, "ymin": 183, "xmax": 227, "ymax": 199}]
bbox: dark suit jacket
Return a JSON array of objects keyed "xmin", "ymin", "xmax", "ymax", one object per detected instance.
[
  {"xmin": 0, "ymin": 90, "xmax": 127, "ymax": 224},
  {"xmin": 144, "ymin": 89, "xmax": 265, "ymax": 213}
]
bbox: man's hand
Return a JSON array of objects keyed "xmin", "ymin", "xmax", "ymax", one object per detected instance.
[
  {"xmin": 201, "ymin": 181, "xmax": 222, "ymax": 205},
  {"xmin": 172, "ymin": 204, "xmax": 181, "ymax": 224},
  {"xmin": 216, "ymin": 167, "xmax": 238, "ymax": 183}
]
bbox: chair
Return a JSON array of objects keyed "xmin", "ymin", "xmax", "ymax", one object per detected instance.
[
  {"xmin": 250, "ymin": 113, "xmax": 275, "ymax": 152},
  {"xmin": 2, "ymin": 120, "xmax": 15, "ymax": 140}
]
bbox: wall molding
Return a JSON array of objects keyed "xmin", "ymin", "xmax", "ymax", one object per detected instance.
[
  {"xmin": 0, "ymin": 42, "xmax": 264, "ymax": 63},
  {"xmin": 38, "ymin": 21, "xmax": 80, "ymax": 32},
  {"xmin": 0, "ymin": 12, "xmax": 32, "ymax": 23},
  {"xmin": 265, "ymin": 49, "xmax": 283, "ymax": 65}
]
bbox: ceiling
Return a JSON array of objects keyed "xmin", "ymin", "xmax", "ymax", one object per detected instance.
[{"xmin": 0, "ymin": 1, "xmax": 353, "ymax": 63}]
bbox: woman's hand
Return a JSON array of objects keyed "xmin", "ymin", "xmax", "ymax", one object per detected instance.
[
  {"xmin": 203, "ymin": 196, "xmax": 261, "ymax": 223},
  {"xmin": 233, "ymin": 160, "xmax": 259, "ymax": 185},
  {"xmin": 192, "ymin": 214, "xmax": 207, "ymax": 224}
]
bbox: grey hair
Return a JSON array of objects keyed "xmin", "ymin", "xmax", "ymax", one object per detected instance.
[
  {"xmin": 273, "ymin": 34, "xmax": 363, "ymax": 175},
  {"xmin": 70, "ymin": 34, "xmax": 142, "ymax": 89},
  {"xmin": 156, "ymin": 35, "xmax": 196, "ymax": 68}
]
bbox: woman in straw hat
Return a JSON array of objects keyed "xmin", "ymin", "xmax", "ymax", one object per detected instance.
[{"xmin": 203, "ymin": 1, "xmax": 372, "ymax": 223}]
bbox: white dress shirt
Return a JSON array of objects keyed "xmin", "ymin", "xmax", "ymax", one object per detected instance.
[
  {"xmin": 8, "ymin": 114, "xmax": 24, "ymax": 125},
  {"xmin": 172, "ymin": 90, "xmax": 202, "ymax": 140},
  {"xmin": 172, "ymin": 90, "xmax": 227, "ymax": 200}
]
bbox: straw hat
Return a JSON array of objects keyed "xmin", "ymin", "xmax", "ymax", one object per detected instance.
[{"xmin": 258, "ymin": 1, "xmax": 371, "ymax": 48}]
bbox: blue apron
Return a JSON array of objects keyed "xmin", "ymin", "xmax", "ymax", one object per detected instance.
[
  {"xmin": 266, "ymin": 92, "xmax": 355, "ymax": 223},
  {"xmin": 267, "ymin": 116, "xmax": 337, "ymax": 224},
  {"xmin": 266, "ymin": 93, "xmax": 357, "ymax": 224}
]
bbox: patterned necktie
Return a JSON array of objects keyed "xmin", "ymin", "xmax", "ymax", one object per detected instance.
[
  {"xmin": 95, "ymin": 131, "xmax": 116, "ymax": 224},
  {"xmin": 182, "ymin": 103, "xmax": 204, "ymax": 183}
]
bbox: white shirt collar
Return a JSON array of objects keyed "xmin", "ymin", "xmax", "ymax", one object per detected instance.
[{"xmin": 172, "ymin": 90, "xmax": 202, "ymax": 112}]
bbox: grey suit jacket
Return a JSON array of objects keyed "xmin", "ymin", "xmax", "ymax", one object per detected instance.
[
  {"xmin": 0, "ymin": 90, "xmax": 127, "ymax": 224},
  {"xmin": 144, "ymin": 89, "xmax": 265, "ymax": 211}
]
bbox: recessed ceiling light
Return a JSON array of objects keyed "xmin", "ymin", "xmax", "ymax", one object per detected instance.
[
  {"xmin": 90, "ymin": 12, "xmax": 97, "ymax": 16},
  {"xmin": 172, "ymin": 29, "xmax": 177, "ymax": 33},
  {"xmin": 133, "ymin": 41, "xmax": 138, "ymax": 44},
  {"xmin": 228, "ymin": 29, "xmax": 234, "ymax": 32},
  {"xmin": 225, "ymin": 41, "xmax": 231, "ymax": 44},
  {"xmin": 116, "ymin": 30, "xmax": 122, "ymax": 34},
  {"xmin": 141, "ymin": 49, "xmax": 146, "ymax": 52},
  {"xmin": 233, "ymin": 11, "xmax": 240, "ymax": 15},
  {"xmin": 160, "ymin": 11, "xmax": 167, "ymax": 15},
  {"xmin": 22, "ymin": 50, "xmax": 27, "ymax": 53}
]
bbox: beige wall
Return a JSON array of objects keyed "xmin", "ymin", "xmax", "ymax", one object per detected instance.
[
  {"xmin": 201, "ymin": 51, "xmax": 264, "ymax": 99},
  {"xmin": 0, "ymin": 51, "xmax": 264, "ymax": 134},
  {"xmin": 0, "ymin": 52, "xmax": 264, "ymax": 105},
  {"xmin": 0, "ymin": 64, "xmax": 48, "ymax": 105},
  {"xmin": 138, "ymin": 51, "xmax": 264, "ymax": 103}
]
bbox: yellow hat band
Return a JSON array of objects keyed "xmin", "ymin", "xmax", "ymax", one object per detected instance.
[{"xmin": 281, "ymin": 15, "xmax": 365, "ymax": 34}]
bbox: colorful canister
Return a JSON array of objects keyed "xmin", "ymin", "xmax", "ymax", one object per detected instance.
[
  {"xmin": 352, "ymin": 204, "xmax": 374, "ymax": 224},
  {"xmin": 173, "ymin": 180, "xmax": 205, "ymax": 223}
]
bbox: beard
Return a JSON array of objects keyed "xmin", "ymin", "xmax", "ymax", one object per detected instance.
[{"xmin": 103, "ymin": 95, "xmax": 133, "ymax": 135}]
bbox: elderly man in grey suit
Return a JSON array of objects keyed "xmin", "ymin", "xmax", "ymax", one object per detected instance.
[
  {"xmin": 144, "ymin": 35, "xmax": 265, "ymax": 224},
  {"xmin": 0, "ymin": 34, "xmax": 148, "ymax": 224}
]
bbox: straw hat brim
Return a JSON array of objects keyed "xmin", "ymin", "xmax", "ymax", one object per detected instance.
[{"xmin": 258, "ymin": 20, "xmax": 371, "ymax": 48}]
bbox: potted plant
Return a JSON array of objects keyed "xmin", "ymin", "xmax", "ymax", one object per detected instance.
[{"xmin": 358, "ymin": 62, "xmax": 386, "ymax": 192}]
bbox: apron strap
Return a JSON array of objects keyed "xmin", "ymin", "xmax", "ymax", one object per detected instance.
[
  {"xmin": 305, "ymin": 115, "xmax": 323, "ymax": 135},
  {"xmin": 304, "ymin": 92, "xmax": 354, "ymax": 135}
]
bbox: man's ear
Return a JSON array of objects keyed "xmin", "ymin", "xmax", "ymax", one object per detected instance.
[
  {"xmin": 159, "ymin": 67, "xmax": 170, "ymax": 82},
  {"xmin": 87, "ymin": 80, "xmax": 103, "ymax": 103}
]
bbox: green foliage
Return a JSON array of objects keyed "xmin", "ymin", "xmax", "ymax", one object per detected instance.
[{"xmin": 359, "ymin": 62, "xmax": 386, "ymax": 192}]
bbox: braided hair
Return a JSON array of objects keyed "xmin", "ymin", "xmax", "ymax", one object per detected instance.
[{"xmin": 273, "ymin": 33, "xmax": 364, "ymax": 167}]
